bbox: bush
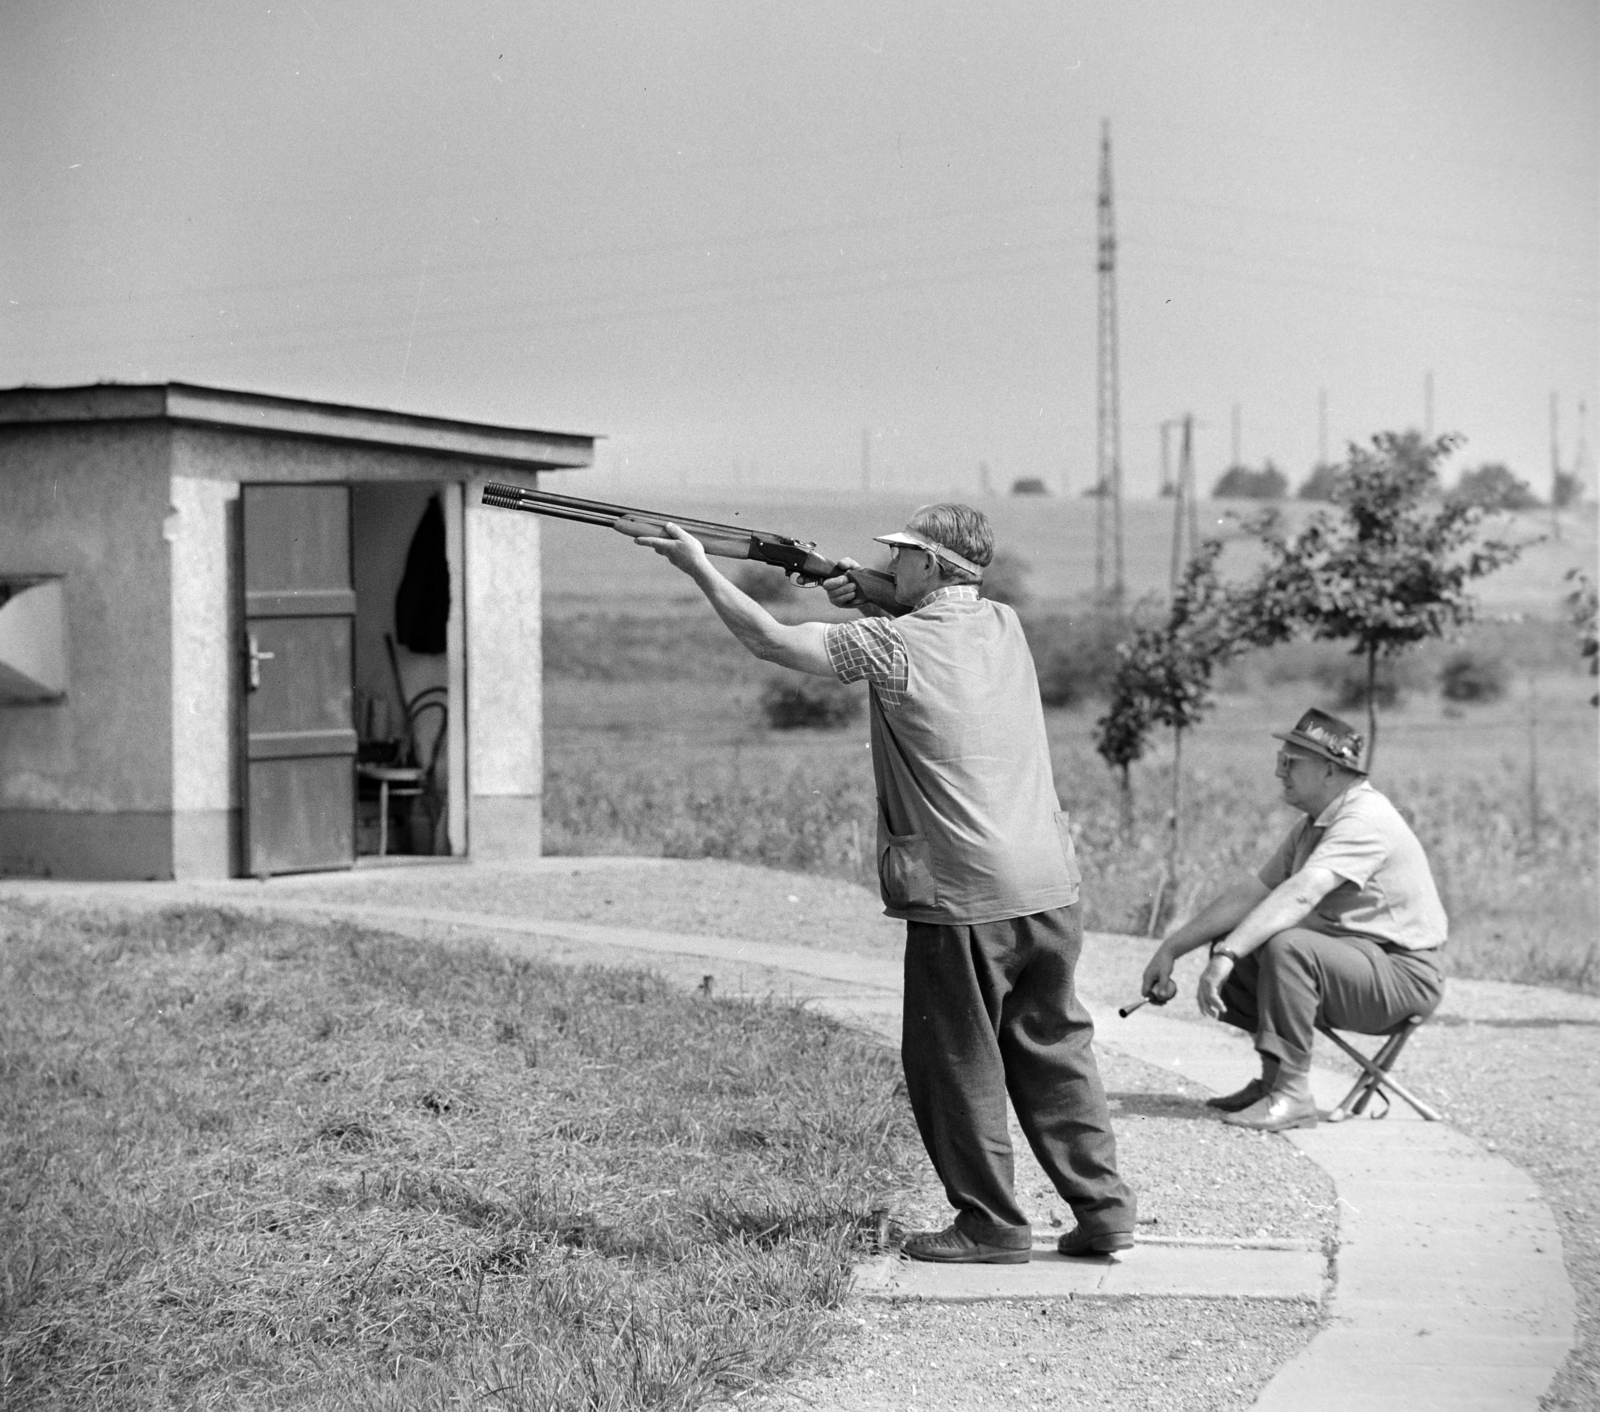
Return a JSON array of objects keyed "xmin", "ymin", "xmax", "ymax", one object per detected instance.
[
  {"xmin": 1313, "ymin": 656, "xmax": 1412, "ymax": 711},
  {"xmin": 1439, "ymin": 650, "xmax": 1508, "ymax": 703},
  {"xmin": 760, "ymin": 676, "xmax": 864, "ymax": 730},
  {"xmin": 1213, "ymin": 462, "xmax": 1288, "ymax": 500},
  {"xmin": 1026, "ymin": 606, "xmax": 1132, "ymax": 707}
]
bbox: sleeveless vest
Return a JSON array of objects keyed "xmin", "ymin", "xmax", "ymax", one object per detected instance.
[{"xmin": 869, "ymin": 597, "xmax": 1080, "ymax": 924}]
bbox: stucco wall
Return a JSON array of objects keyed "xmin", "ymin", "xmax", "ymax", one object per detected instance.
[
  {"xmin": 171, "ymin": 423, "xmax": 485, "ymax": 486},
  {"xmin": 167, "ymin": 474, "xmax": 239, "ymax": 878},
  {"xmin": 465, "ymin": 472, "xmax": 543, "ymax": 859},
  {"xmin": 0, "ymin": 421, "xmax": 175, "ymax": 876}
]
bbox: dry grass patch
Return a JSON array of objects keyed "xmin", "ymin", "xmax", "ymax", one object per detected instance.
[{"xmin": 0, "ymin": 903, "xmax": 924, "ymax": 1410}]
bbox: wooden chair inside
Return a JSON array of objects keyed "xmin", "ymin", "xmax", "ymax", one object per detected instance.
[
  {"xmin": 358, "ymin": 689, "xmax": 447, "ymax": 856},
  {"xmin": 1315, "ymin": 1014, "xmax": 1442, "ymax": 1122}
]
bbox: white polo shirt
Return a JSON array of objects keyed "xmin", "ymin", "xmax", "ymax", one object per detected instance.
[{"xmin": 1259, "ymin": 779, "xmax": 1447, "ymax": 951}]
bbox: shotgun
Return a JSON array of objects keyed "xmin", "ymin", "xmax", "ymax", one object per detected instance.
[{"xmin": 480, "ymin": 484, "xmax": 906, "ymax": 615}]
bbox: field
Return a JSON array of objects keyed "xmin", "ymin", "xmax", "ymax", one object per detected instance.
[
  {"xmin": 537, "ymin": 490, "xmax": 1597, "ymax": 616},
  {"xmin": 540, "ymin": 495, "xmax": 1599, "ymax": 992},
  {"xmin": 0, "ymin": 905, "xmax": 926, "ymax": 1409}
]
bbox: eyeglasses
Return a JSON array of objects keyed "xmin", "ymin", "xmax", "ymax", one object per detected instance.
[{"xmin": 1275, "ymin": 750, "xmax": 1320, "ymax": 773}]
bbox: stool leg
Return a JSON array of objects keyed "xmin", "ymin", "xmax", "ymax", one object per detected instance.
[
  {"xmin": 1347, "ymin": 1029, "xmax": 1410, "ymax": 1119},
  {"xmin": 377, "ymin": 780, "xmax": 390, "ymax": 857},
  {"xmin": 1318, "ymin": 1025, "xmax": 1443, "ymax": 1123}
]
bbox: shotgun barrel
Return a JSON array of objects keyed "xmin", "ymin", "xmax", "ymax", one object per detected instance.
[{"xmin": 481, "ymin": 483, "xmax": 905, "ymax": 614}]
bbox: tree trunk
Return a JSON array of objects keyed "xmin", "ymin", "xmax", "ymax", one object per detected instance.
[
  {"xmin": 1118, "ymin": 763, "xmax": 1134, "ymax": 840},
  {"xmin": 1166, "ymin": 725, "xmax": 1184, "ymax": 900},
  {"xmin": 1364, "ymin": 643, "xmax": 1379, "ymax": 772}
]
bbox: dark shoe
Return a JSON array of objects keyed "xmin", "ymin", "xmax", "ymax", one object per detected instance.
[
  {"xmin": 1056, "ymin": 1226, "xmax": 1135, "ymax": 1257},
  {"xmin": 1204, "ymin": 1078, "xmax": 1268, "ymax": 1112},
  {"xmin": 902, "ymin": 1225, "xmax": 1030, "ymax": 1265},
  {"xmin": 1221, "ymin": 1091, "xmax": 1317, "ymax": 1132}
]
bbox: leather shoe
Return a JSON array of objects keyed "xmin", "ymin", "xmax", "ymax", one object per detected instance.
[
  {"xmin": 1221, "ymin": 1091, "xmax": 1317, "ymax": 1131},
  {"xmin": 1205, "ymin": 1078, "xmax": 1268, "ymax": 1112},
  {"xmin": 1056, "ymin": 1226, "xmax": 1135, "ymax": 1257},
  {"xmin": 902, "ymin": 1225, "xmax": 1029, "ymax": 1264}
]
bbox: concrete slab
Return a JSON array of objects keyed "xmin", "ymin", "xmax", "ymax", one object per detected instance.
[
  {"xmin": 1254, "ymin": 1356, "xmax": 1563, "ymax": 1412},
  {"xmin": 853, "ymin": 1242, "xmax": 1326, "ymax": 1303},
  {"xmin": 1081, "ymin": 986, "xmax": 1577, "ymax": 1411}
]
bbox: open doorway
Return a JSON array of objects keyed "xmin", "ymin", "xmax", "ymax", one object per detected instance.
[{"xmin": 351, "ymin": 482, "xmax": 464, "ymax": 859}]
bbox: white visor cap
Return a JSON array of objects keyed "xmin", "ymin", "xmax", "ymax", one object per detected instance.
[{"xmin": 873, "ymin": 528, "xmax": 985, "ymax": 580}]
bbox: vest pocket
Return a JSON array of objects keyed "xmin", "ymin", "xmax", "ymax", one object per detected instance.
[
  {"xmin": 879, "ymin": 831, "xmax": 939, "ymax": 909},
  {"xmin": 1054, "ymin": 811, "xmax": 1083, "ymax": 888}
]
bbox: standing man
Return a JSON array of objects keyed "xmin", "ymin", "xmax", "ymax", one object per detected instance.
[
  {"xmin": 637, "ymin": 503, "xmax": 1136, "ymax": 1264},
  {"xmin": 1141, "ymin": 709, "xmax": 1446, "ymax": 1131}
]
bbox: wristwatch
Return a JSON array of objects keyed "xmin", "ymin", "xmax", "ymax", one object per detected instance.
[{"xmin": 1211, "ymin": 944, "xmax": 1240, "ymax": 965}]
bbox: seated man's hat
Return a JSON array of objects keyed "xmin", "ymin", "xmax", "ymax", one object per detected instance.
[
  {"xmin": 873, "ymin": 528, "xmax": 985, "ymax": 580},
  {"xmin": 1272, "ymin": 708, "xmax": 1367, "ymax": 774}
]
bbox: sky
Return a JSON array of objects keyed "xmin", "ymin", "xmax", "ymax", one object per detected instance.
[{"xmin": 3, "ymin": 1, "xmax": 1596, "ymax": 501}]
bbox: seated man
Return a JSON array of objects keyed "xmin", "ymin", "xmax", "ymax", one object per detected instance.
[{"xmin": 1140, "ymin": 709, "xmax": 1446, "ymax": 1131}]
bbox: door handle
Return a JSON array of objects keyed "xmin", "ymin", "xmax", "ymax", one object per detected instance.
[{"xmin": 247, "ymin": 632, "xmax": 276, "ymax": 692}]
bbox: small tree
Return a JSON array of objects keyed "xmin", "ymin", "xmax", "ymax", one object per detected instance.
[
  {"xmin": 1567, "ymin": 568, "xmax": 1598, "ymax": 707},
  {"xmin": 1241, "ymin": 431, "xmax": 1523, "ymax": 768},
  {"xmin": 1450, "ymin": 462, "xmax": 1540, "ymax": 513},
  {"xmin": 1095, "ymin": 672, "xmax": 1151, "ymax": 839},
  {"xmin": 1095, "ymin": 541, "xmax": 1249, "ymax": 926},
  {"xmin": 1213, "ymin": 461, "xmax": 1289, "ymax": 500}
]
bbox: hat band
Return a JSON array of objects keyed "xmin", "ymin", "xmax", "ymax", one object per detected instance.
[{"xmin": 873, "ymin": 530, "xmax": 984, "ymax": 578}]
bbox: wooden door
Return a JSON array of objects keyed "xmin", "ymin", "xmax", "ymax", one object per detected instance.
[{"xmin": 241, "ymin": 484, "xmax": 357, "ymax": 876}]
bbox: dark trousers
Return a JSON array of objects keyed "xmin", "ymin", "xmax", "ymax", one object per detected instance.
[
  {"xmin": 1220, "ymin": 928, "xmax": 1444, "ymax": 1075},
  {"xmin": 901, "ymin": 904, "xmax": 1135, "ymax": 1249}
]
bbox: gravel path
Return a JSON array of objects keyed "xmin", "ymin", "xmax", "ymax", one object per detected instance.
[{"xmin": 733, "ymin": 1300, "xmax": 1322, "ymax": 1412}]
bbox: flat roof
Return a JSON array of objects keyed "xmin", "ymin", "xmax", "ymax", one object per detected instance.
[{"xmin": 0, "ymin": 382, "xmax": 597, "ymax": 471}]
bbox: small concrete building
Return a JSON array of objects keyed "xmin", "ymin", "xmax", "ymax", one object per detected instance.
[{"xmin": 0, "ymin": 382, "xmax": 594, "ymax": 879}]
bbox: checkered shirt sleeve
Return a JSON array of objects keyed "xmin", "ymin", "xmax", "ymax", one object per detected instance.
[{"xmin": 825, "ymin": 616, "xmax": 909, "ymax": 707}]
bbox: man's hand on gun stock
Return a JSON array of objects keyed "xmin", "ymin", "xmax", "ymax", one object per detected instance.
[{"xmin": 823, "ymin": 558, "xmax": 865, "ymax": 611}]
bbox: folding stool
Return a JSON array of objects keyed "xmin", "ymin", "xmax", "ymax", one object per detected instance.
[{"xmin": 1314, "ymin": 1014, "xmax": 1443, "ymax": 1122}]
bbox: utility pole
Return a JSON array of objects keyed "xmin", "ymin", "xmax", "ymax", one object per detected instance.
[
  {"xmin": 1095, "ymin": 119, "xmax": 1125, "ymax": 601},
  {"xmin": 1576, "ymin": 399, "xmax": 1592, "ymax": 503},
  {"xmin": 1159, "ymin": 420, "xmax": 1175, "ymax": 497},
  {"xmin": 1550, "ymin": 392, "xmax": 1563, "ymax": 541},
  {"xmin": 1169, "ymin": 413, "xmax": 1201, "ymax": 591}
]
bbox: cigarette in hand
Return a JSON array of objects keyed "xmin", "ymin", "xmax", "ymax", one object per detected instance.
[{"xmin": 1118, "ymin": 997, "xmax": 1148, "ymax": 1018}]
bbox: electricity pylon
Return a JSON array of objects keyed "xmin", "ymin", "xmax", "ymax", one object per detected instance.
[{"xmin": 1095, "ymin": 120, "xmax": 1125, "ymax": 601}]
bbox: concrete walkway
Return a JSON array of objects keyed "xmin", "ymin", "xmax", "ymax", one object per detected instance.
[{"xmin": 4, "ymin": 870, "xmax": 1578, "ymax": 1411}]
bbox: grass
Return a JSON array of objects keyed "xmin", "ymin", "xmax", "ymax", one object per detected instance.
[
  {"xmin": 0, "ymin": 903, "xmax": 926, "ymax": 1409},
  {"xmin": 543, "ymin": 608, "xmax": 1599, "ymax": 994}
]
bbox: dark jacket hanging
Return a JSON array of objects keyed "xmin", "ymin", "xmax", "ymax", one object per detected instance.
[{"xmin": 394, "ymin": 495, "xmax": 450, "ymax": 655}]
